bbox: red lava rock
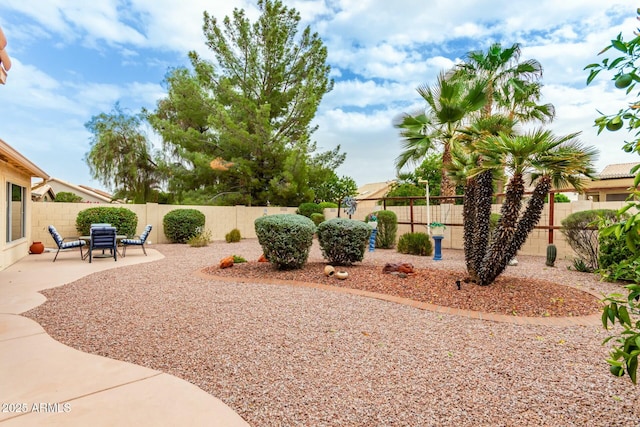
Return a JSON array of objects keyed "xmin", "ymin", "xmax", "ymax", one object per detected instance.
[
  {"xmin": 219, "ymin": 256, "xmax": 235, "ymax": 269},
  {"xmin": 382, "ymin": 262, "xmax": 414, "ymax": 274},
  {"xmin": 258, "ymin": 254, "xmax": 268, "ymax": 262}
]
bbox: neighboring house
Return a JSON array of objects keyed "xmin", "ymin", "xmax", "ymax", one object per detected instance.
[
  {"xmin": 31, "ymin": 183, "xmax": 55, "ymax": 202},
  {"xmin": 0, "ymin": 137, "xmax": 49, "ymax": 271},
  {"xmin": 581, "ymin": 162, "xmax": 639, "ymax": 202},
  {"xmin": 352, "ymin": 181, "xmax": 396, "ymax": 214},
  {"xmin": 31, "ymin": 177, "xmax": 116, "ymax": 203}
]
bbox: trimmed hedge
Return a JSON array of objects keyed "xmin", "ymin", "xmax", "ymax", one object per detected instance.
[
  {"xmin": 255, "ymin": 214, "xmax": 316, "ymax": 270},
  {"xmin": 397, "ymin": 232, "xmax": 433, "ymax": 256},
  {"xmin": 296, "ymin": 202, "xmax": 323, "ymax": 218},
  {"xmin": 317, "ymin": 218, "xmax": 371, "ymax": 265},
  {"xmin": 225, "ymin": 228, "xmax": 241, "ymax": 243},
  {"xmin": 163, "ymin": 209, "xmax": 206, "ymax": 243},
  {"xmin": 318, "ymin": 202, "xmax": 338, "ymax": 209},
  {"xmin": 310, "ymin": 213, "xmax": 325, "ymax": 226},
  {"xmin": 367, "ymin": 210, "xmax": 397, "ymax": 248},
  {"xmin": 76, "ymin": 207, "xmax": 137, "ymax": 237}
]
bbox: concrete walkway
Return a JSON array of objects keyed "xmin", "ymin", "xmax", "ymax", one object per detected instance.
[{"xmin": 0, "ymin": 248, "xmax": 249, "ymax": 426}]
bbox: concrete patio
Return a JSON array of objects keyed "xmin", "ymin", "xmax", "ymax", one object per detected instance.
[{"xmin": 0, "ymin": 247, "xmax": 249, "ymax": 426}]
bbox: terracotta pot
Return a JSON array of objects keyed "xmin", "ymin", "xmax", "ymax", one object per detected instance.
[{"xmin": 29, "ymin": 241, "xmax": 45, "ymax": 254}]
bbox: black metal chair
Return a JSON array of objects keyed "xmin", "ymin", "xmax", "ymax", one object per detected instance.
[
  {"xmin": 48, "ymin": 225, "xmax": 86, "ymax": 262},
  {"xmin": 88, "ymin": 226, "xmax": 117, "ymax": 263}
]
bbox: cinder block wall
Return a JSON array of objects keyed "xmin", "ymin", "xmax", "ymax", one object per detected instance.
[{"xmin": 31, "ymin": 200, "xmax": 628, "ymax": 258}]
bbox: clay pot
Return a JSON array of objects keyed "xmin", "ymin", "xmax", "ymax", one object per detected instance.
[
  {"xmin": 324, "ymin": 265, "xmax": 335, "ymax": 277},
  {"xmin": 29, "ymin": 241, "xmax": 45, "ymax": 254},
  {"xmin": 335, "ymin": 271, "xmax": 348, "ymax": 280}
]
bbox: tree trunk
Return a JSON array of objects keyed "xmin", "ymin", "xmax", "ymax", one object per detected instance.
[
  {"xmin": 468, "ymin": 170, "xmax": 493, "ymax": 282},
  {"xmin": 462, "ymin": 177, "xmax": 478, "ymax": 280},
  {"xmin": 440, "ymin": 144, "xmax": 456, "ymax": 203}
]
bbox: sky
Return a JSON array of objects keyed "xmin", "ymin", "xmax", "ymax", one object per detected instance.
[{"xmin": 0, "ymin": 0, "xmax": 639, "ymax": 193}]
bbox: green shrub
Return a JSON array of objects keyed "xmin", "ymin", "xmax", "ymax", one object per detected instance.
[
  {"xmin": 317, "ymin": 218, "xmax": 371, "ymax": 265},
  {"xmin": 561, "ymin": 209, "xmax": 619, "ymax": 271},
  {"xmin": 163, "ymin": 209, "xmax": 206, "ymax": 243},
  {"xmin": 296, "ymin": 202, "xmax": 323, "ymax": 218},
  {"xmin": 397, "ymin": 232, "xmax": 433, "ymax": 256},
  {"xmin": 76, "ymin": 207, "xmax": 137, "ymax": 237},
  {"xmin": 55, "ymin": 192, "xmax": 83, "ymax": 203},
  {"xmin": 599, "ymin": 220, "xmax": 637, "ymax": 281},
  {"xmin": 318, "ymin": 201, "xmax": 338, "ymax": 209},
  {"xmin": 367, "ymin": 210, "xmax": 397, "ymax": 248},
  {"xmin": 232, "ymin": 255, "xmax": 247, "ymax": 263},
  {"xmin": 310, "ymin": 213, "xmax": 325, "ymax": 226},
  {"xmin": 225, "ymin": 228, "xmax": 242, "ymax": 243},
  {"xmin": 187, "ymin": 227, "xmax": 211, "ymax": 247},
  {"xmin": 254, "ymin": 214, "xmax": 316, "ymax": 270}
]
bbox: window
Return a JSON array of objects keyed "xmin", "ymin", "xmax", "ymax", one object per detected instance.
[{"xmin": 6, "ymin": 182, "xmax": 26, "ymax": 242}]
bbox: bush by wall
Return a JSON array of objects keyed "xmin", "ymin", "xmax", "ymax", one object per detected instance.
[
  {"xmin": 599, "ymin": 220, "xmax": 637, "ymax": 281},
  {"xmin": 367, "ymin": 210, "xmax": 397, "ymax": 248},
  {"xmin": 225, "ymin": 228, "xmax": 242, "ymax": 243},
  {"xmin": 254, "ymin": 214, "xmax": 316, "ymax": 270},
  {"xmin": 561, "ymin": 209, "xmax": 619, "ymax": 271},
  {"xmin": 163, "ymin": 209, "xmax": 206, "ymax": 243},
  {"xmin": 317, "ymin": 218, "xmax": 371, "ymax": 265},
  {"xmin": 76, "ymin": 207, "xmax": 137, "ymax": 236},
  {"xmin": 397, "ymin": 232, "xmax": 433, "ymax": 256},
  {"xmin": 318, "ymin": 201, "xmax": 338, "ymax": 209},
  {"xmin": 296, "ymin": 202, "xmax": 323, "ymax": 218},
  {"xmin": 310, "ymin": 213, "xmax": 325, "ymax": 226}
]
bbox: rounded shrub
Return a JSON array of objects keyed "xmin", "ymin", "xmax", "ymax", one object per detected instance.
[
  {"xmin": 296, "ymin": 202, "xmax": 323, "ymax": 218},
  {"xmin": 254, "ymin": 214, "xmax": 316, "ymax": 270},
  {"xmin": 76, "ymin": 207, "xmax": 137, "ymax": 237},
  {"xmin": 310, "ymin": 213, "xmax": 325, "ymax": 226},
  {"xmin": 397, "ymin": 232, "xmax": 433, "ymax": 256},
  {"xmin": 561, "ymin": 209, "xmax": 619, "ymax": 271},
  {"xmin": 225, "ymin": 228, "xmax": 242, "ymax": 243},
  {"xmin": 367, "ymin": 210, "xmax": 397, "ymax": 248},
  {"xmin": 317, "ymin": 218, "xmax": 371, "ymax": 266},
  {"xmin": 318, "ymin": 201, "xmax": 338, "ymax": 209},
  {"xmin": 163, "ymin": 209, "xmax": 206, "ymax": 243}
]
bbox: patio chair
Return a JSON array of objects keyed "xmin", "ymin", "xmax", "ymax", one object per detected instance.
[
  {"xmin": 88, "ymin": 226, "xmax": 117, "ymax": 263},
  {"xmin": 121, "ymin": 225, "xmax": 152, "ymax": 257},
  {"xmin": 48, "ymin": 225, "xmax": 86, "ymax": 262}
]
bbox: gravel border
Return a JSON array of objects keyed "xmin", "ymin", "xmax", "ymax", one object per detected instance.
[{"xmin": 25, "ymin": 240, "xmax": 640, "ymax": 426}]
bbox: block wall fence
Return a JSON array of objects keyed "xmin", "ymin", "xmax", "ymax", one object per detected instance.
[{"xmin": 31, "ymin": 200, "xmax": 628, "ymax": 259}]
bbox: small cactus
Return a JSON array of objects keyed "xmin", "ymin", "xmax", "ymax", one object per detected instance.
[{"xmin": 546, "ymin": 244, "xmax": 557, "ymax": 267}]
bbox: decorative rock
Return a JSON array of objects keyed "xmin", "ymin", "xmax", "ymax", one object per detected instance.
[
  {"xmin": 335, "ymin": 271, "xmax": 348, "ymax": 280},
  {"xmin": 382, "ymin": 262, "xmax": 415, "ymax": 274},
  {"xmin": 219, "ymin": 256, "xmax": 234, "ymax": 269},
  {"xmin": 508, "ymin": 258, "xmax": 518, "ymax": 266},
  {"xmin": 324, "ymin": 265, "xmax": 335, "ymax": 277},
  {"xmin": 258, "ymin": 254, "xmax": 268, "ymax": 262}
]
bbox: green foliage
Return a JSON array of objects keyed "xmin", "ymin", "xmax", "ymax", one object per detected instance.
[
  {"xmin": 76, "ymin": 207, "xmax": 138, "ymax": 237},
  {"xmin": 232, "ymin": 255, "xmax": 247, "ymax": 263},
  {"xmin": 384, "ymin": 183, "xmax": 426, "ymax": 206},
  {"xmin": 54, "ymin": 192, "xmax": 83, "ymax": 203},
  {"xmin": 297, "ymin": 202, "xmax": 323, "ymax": 218},
  {"xmin": 225, "ymin": 228, "xmax": 241, "ymax": 243},
  {"xmin": 560, "ymin": 209, "xmax": 619, "ymax": 271},
  {"xmin": 146, "ymin": 0, "xmax": 341, "ymax": 206},
  {"xmin": 312, "ymin": 174, "xmax": 358, "ymax": 204},
  {"xmin": 187, "ymin": 227, "xmax": 212, "ymax": 247},
  {"xmin": 545, "ymin": 244, "xmax": 557, "ymax": 267},
  {"xmin": 318, "ymin": 201, "xmax": 338, "ymax": 209},
  {"xmin": 586, "ymin": 12, "xmax": 640, "ymax": 384},
  {"xmin": 254, "ymin": 214, "xmax": 316, "ymax": 270},
  {"xmin": 368, "ymin": 210, "xmax": 398, "ymax": 248},
  {"xmin": 397, "ymin": 232, "xmax": 433, "ymax": 256},
  {"xmin": 545, "ymin": 193, "xmax": 571, "ymax": 203},
  {"xmin": 163, "ymin": 209, "xmax": 206, "ymax": 243},
  {"xmin": 572, "ymin": 258, "xmax": 592, "ymax": 273},
  {"xmin": 598, "ymin": 222, "xmax": 637, "ymax": 281},
  {"xmin": 316, "ymin": 218, "xmax": 371, "ymax": 265},
  {"xmin": 85, "ymin": 103, "xmax": 161, "ymax": 203},
  {"xmin": 310, "ymin": 213, "xmax": 325, "ymax": 226}
]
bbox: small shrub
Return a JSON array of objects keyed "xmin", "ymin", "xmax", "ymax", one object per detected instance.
[
  {"xmin": 296, "ymin": 202, "xmax": 323, "ymax": 218},
  {"xmin": 225, "ymin": 228, "xmax": 241, "ymax": 243},
  {"xmin": 599, "ymin": 220, "xmax": 637, "ymax": 281},
  {"xmin": 317, "ymin": 218, "xmax": 371, "ymax": 265},
  {"xmin": 254, "ymin": 214, "xmax": 316, "ymax": 270},
  {"xmin": 55, "ymin": 191, "xmax": 83, "ymax": 203},
  {"xmin": 310, "ymin": 213, "xmax": 325, "ymax": 226},
  {"xmin": 572, "ymin": 257, "xmax": 593, "ymax": 273},
  {"xmin": 232, "ymin": 255, "xmax": 247, "ymax": 263},
  {"xmin": 561, "ymin": 209, "xmax": 619, "ymax": 271},
  {"xmin": 187, "ymin": 227, "xmax": 211, "ymax": 247},
  {"xmin": 76, "ymin": 207, "xmax": 137, "ymax": 236},
  {"xmin": 366, "ymin": 210, "xmax": 397, "ymax": 248},
  {"xmin": 318, "ymin": 201, "xmax": 338, "ymax": 209},
  {"xmin": 397, "ymin": 232, "xmax": 433, "ymax": 256},
  {"xmin": 163, "ymin": 209, "xmax": 206, "ymax": 243}
]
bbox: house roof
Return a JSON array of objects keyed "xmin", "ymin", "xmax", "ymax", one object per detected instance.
[
  {"xmin": 32, "ymin": 178, "xmax": 116, "ymax": 203},
  {"xmin": 598, "ymin": 162, "xmax": 639, "ymax": 180},
  {"xmin": 0, "ymin": 137, "xmax": 49, "ymax": 179},
  {"xmin": 355, "ymin": 181, "xmax": 396, "ymax": 200}
]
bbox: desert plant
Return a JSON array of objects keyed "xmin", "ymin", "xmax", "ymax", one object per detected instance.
[
  {"xmin": 296, "ymin": 202, "xmax": 323, "ymax": 218},
  {"xmin": 397, "ymin": 232, "xmax": 433, "ymax": 256},
  {"xmin": 254, "ymin": 214, "xmax": 316, "ymax": 270},
  {"xmin": 572, "ymin": 257, "xmax": 592, "ymax": 273},
  {"xmin": 546, "ymin": 244, "xmax": 557, "ymax": 267},
  {"xmin": 76, "ymin": 207, "xmax": 137, "ymax": 236},
  {"xmin": 225, "ymin": 228, "xmax": 241, "ymax": 243},
  {"xmin": 310, "ymin": 213, "xmax": 325, "ymax": 226},
  {"xmin": 316, "ymin": 218, "xmax": 371, "ymax": 265},
  {"xmin": 163, "ymin": 209, "xmax": 206, "ymax": 243},
  {"xmin": 560, "ymin": 209, "xmax": 618, "ymax": 271},
  {"xmin": 367, "ymin": 210, "xmax": 397, "ymax": 248},
  {"xmin": 187, "ymin": 227, "xmax": 212, "ymax": 247},
  {"xmin": 232, "ymin": 255, "xmax": 247, "ymax": 263}
]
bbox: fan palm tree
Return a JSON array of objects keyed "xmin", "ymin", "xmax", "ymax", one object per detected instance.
[
  {"xmin": 394, "ymin": 71, "xmax": 486, "ymax": 200},
  {"xmin": 470, "ymin": 129, "xmax": 598, "ymax": 286}
]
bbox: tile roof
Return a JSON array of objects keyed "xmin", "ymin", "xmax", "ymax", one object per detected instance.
[{"xmin": 598, "ymin": 162, "xmax": 639, "ymax": 179}]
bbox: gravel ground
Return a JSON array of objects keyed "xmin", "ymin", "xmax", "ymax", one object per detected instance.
[{"xmin": 25, "ymin": 239, "xmax": 640, "ymax": 426}]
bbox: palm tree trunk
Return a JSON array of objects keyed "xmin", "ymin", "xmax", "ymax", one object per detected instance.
[
  {"xmin": 440, "ymin": 143, "xmax": 456, "ymax": 203},
  {"xmin": 463, "ymin": 177, "xmax": 478, "ymax": 280},
  {"xmin": 468, "ymin": 170, "xmax": 493, "ymax": 282}
]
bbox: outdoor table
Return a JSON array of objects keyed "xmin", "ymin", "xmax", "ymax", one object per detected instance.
[{"xmin": 79, "ymin": 235, "xmax": 127, "ymax": 259}]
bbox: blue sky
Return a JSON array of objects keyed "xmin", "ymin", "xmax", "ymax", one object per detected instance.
[{"xmin": 0, "ymin": 0, "xmax": 637, "ymax": 193}]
